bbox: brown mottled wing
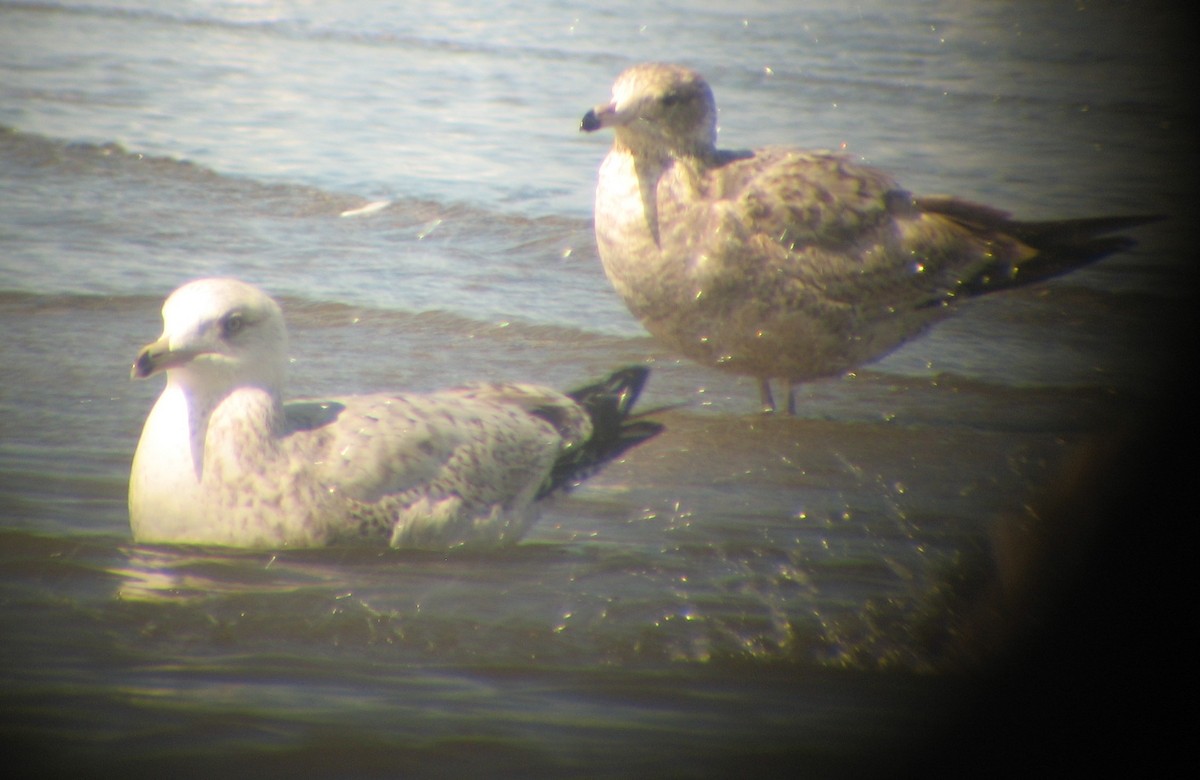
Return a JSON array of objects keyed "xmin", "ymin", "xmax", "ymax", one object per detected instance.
[
  {"xmin": 696, "ymin": 149, "xmax": 956, "ymax": 309},
  {"xmin": 287, "ymin": 387, "xmax": 578, "ymax": 507}
]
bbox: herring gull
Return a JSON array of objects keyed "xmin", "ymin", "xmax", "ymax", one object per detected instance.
[
  {"xmin": 580, "ymin": 62, "xmax": 1158, "ymax": 413},
  {"xmin": 128, "ymin": 278, "xmax": 662, "ymax": 549}
]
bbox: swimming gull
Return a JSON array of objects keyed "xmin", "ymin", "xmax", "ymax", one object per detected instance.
[
  {"xmin": 580, "ymin": 62, "xmax": 1158, "ymax": 413},
  {"xmin": 128, "ymin": 278, "xmax": 662, "ymax": 549}
]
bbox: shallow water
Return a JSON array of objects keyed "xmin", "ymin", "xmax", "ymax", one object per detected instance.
[{"xmin": 0, "ymin": 0, "xmax": 1194, "ymax": 776}]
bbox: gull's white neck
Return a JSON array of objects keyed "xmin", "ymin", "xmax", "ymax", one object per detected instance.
[{"xmin": 129, "ymin": 372, "xmax": 283, "ymax": 541}]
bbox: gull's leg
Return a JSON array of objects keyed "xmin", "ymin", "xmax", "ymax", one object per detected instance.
[
  {"xmin": 759, "ymin": 379, "xmax": 777, "ymax": 413},
  {"xmin": 786, "ymin": 382, "xmax": 798, "ymax": 416}
]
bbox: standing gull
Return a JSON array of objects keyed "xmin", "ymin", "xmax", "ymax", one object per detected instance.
[
  {"xmin": 580, "ymin": 62, "xmax": 1157, "ymax": 413},
  {"xmin": 128, "ymin": 278, "xmax": 661, "ymax": 549}
]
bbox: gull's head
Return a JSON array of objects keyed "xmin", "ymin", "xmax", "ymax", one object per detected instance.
[
  {"xmin": 580, "ymin": 62, "xmax": 718, "ymax": 156},
  {"xmin": 132, "ymin": 278, "xmax": 287, "ymax": 393}
]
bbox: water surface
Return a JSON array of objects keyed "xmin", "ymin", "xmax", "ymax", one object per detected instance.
[{"xmin": 0, "ymin": 0, "xmax": 1192, "ymax": 775}]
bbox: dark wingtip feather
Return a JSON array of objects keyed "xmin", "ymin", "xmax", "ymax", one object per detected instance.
[
  {"xmin": 910, "ymin": 201, "xmax": 1163, "ymax": 306},
  {"xmin": 1005, "ymin": 214, "xmax": 1164, "ymax": 249},
  {"xmin": 538, "ymin": 366, "xmax": 663, "ymax": 498},
  {"xmin": 992, "ymin": 214, "xmax": 1163, "ymax": 293}
]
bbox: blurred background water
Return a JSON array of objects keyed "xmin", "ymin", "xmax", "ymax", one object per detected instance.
[{"xmin": 0, "ymin": 1, "xmax": 1194, "ymax": 776}]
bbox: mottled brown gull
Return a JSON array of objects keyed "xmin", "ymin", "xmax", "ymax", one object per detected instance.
[
  {"xmin": 128, "ymin": 278, "xmax": 661, "ymax": 549},
  {"xmin": 580, "ymin": 62, "xmax": 1158, "ymax": 413}
]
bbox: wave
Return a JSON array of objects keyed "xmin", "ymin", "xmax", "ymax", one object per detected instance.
[
  {"xmin": 14, "ymin": 0, "xmax": 1158, "ymax": 121},
  {"xmin": 0, "ymin": 285, "xmax": 647, "ymax": 358},
  {"xmin": 0, "ymin": 123, "xmax": 629, "ymax": 334},
  {"xmin": 1, "ymin": 0, "xmax": 616, "ymax": 71},
  {"xmin": 0, "ymin": 124, "xmax": 591, "ymax": 232}
]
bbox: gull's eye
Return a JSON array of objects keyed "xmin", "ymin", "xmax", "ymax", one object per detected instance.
[
  {"xmin": 660, "ymin": 90, "xmax": 682, "ymax": 108},
  {"xmin": 221, "ymin": 312, "xmax": 246, "ymax": 340}
]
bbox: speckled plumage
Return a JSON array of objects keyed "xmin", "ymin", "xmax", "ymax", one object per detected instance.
[
  {"xmin": 581, "ymin": 62, "xmax": 1157, "ymax": 412},
  {"xmin": 128, "ymin": 278, "xmax": 660, "ymax": 549}
]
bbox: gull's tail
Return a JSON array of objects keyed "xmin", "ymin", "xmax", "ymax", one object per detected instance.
[
  {"xmin": 538, "ymin": 366, "xmax": 663, "ymax": 498},
  {"xmin": 916, "ymin": 196, "xmax": 1162, "ymax": 297}
]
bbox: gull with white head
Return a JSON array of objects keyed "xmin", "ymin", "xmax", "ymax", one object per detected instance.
[
  {"xmin": 581, "ymin": 62, "xmax": 1158, "ymax": 413},
  {"xmin": 128, "ymin": 278, "xmax": 661, "ymax": 549}
]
